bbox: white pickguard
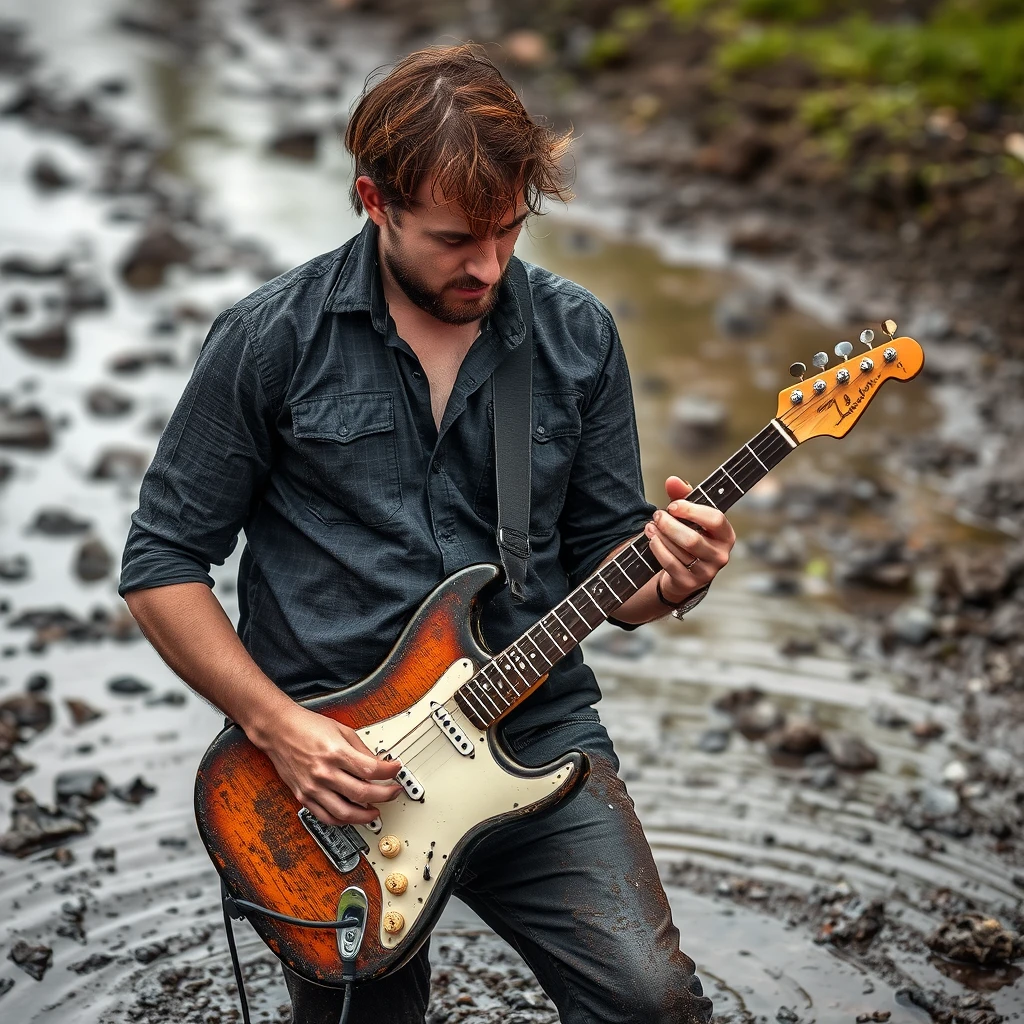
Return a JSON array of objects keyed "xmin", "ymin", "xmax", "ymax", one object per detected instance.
[{"xmin": 352, "ymin": 658, "xmax": 576, "ymax": 948}]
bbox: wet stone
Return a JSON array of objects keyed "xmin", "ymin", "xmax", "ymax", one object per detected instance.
[
  {"xmin": 56, "ymin": 897, "xmax": 88, "ymax": 944},
  {"xmin": 10, "ymin": 321, "xmax": 70, "ymax": 360},
  {"xmin": 0, "ymin": 692, "xmax": 53, "ymax": 732},
  {"xmin": 30, "ymin": 508, "xmax": 92, "ymax": 535},
  {"xmin": 25, "ymin": 673, "xmax": 49, "ymax": 693},
  {"xmin": 85, "ymin": 386, "xmax": 133, "ymax": 418},
  {"xmin": 65, "ymin": 698, "xmax": 103, "ymax": 726},
  {"xmin": 823, "ymin": 732, "xmax": 879, "ymax": 772},
  {"xmin": 112, "ymin": 775, "xmax": 157, "ymax": 805},
  {"xmin": 65, "ymin": 273, "xmax": 108, "ymax": 313},
  {"xmin": 767, "ymin": 716, "xmax": 823, "ymax": 757},
  {"xmin": 108, "ymin": 349, "xmax": 176, "ymax": 374},
  {"xmin": 0, "ymin": 404, "xmax": 52, "ymax": 450},
  {"xmin": 926, "ymin": 913, "xmax": 1023, "ymax": 966},
  {"xmin": 55, "ymin": 770, "xmax": 108, "ymax": 804},
  {"xmin": 107, "ymin": 675, "xmax": 152, "ymax": 696},
  {"xmin": 89, "ymin": 446, "xmax": 148, "ymax": 481},
  {"xmin": 29, "ymin": 153, "xmax": 74, "ymax": 191},
  {"xmin": 697, "ymin": 728, "xmax": 731, "ymax": 754},
  {"xmin": 0, "ymin": 788, "xmax": 92, "ymax": 856},
  {"xmin": 0, "ymin": 977, "xmax": 12, "ymax": 997},
  {"xmin": 68, "ymin": 952, "xmax": 113, "ymax": 974},
  {"xmin": 8, "ymin": 939, "xmax": 52, "ymax": 981},
  {"xmin": 0, "ymin": 555, "xmax": 30, "ymax": 581},
  {"xmin": 120, "ymin": 225, "xmax": 193, "ymax": 290},
  {"xmin": 74, "ymin": 537, "xmax": 112, "ymax": 582},
  {"xmin": 776, "ymin": 1007, "xmax": 799, "ymax": 1023},
  {"xmin": 0, "ymin": 751, "xmax": 34, "ymax": 782},
  {"xmin": 887, "ymin": 605, "xmax": 935, "ymax": 646},
  {"xmin": 268, "ymin": 126, "xmax": 320, "ymax": 161},
  {"xmin": 145, "ymin": 690, "xmax": 186, "ymax": 707}
]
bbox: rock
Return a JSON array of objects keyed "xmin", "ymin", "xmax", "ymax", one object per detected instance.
[
  {"xmin": 8, "ymin": 606, "xmax": 105, "ymax": 644},
  {"xmin": 268, "ymin": 127, "xmax": 319, "ymax": 161},
  {"xmin": 823, "ymin": 733, "xmax": 878, "ymax": 771},
  {"xmin": 767, "ymin": 716, "xmax": 823, "ymax": 757},
  {"xmin": 29, "ymin": 508, "xmax": 91, "ymax": 535},
  {"xmin": 0, "ymin": 404, "xmax": 52, "ymax": 449},
  {"xmin": 74, "ymin": 537, "xmax": 112, "ymax": 581},
  {"xmin": 107, "ymin": 675, "xmax": 152, "ymax": 696},
  {"xmin": 982, "ymin": 748, "xmax": 1014, "ymax": 782},
  {"xmin": 145, "ymin": 690, "xmax": 187, "ymax": 707},
  {"xmin": 25, "ymin": 674, "xmax": 49, "ymax": 693},
  {"xmin": 869, "ymin": 703, "xmax": 909, "ymax": 729},
  {"xmin": 670, "ymin": 394, "xmax": 728, "ymax": 452},
  {"xmin": 112, "ymin": 775, "xmax": 157, "ymax": 804},
  {"xmin": 729, "ymin": 215, "xmax": 795, "ymax": 255},
  {"xmin": 89, "ymin": 446, "xmax": 148, "ymax": 481},
  {"xmin": 735, "ymin": 698, "xmax": 784, "ymax": 737},
  {"xmin": 0, "ymin": 692, "xmax": 53, "ymax": 732},
  {"xmin": 65, "ymin": 698, "xmax": 103, "ymax": 726},
  {"xmin": 941, "ymin": 760, "xmax": 968, "ymax": 785},
  {"xmin": 586, "ymin": 629, "xmax": 654, "ymax": 659},
  {"xmin": 0, "ymin": 555, "xmax": 29, "ymax": 581},
  {"xmin": 68, "ymin": 952, "xmax": 113, "ymax": 974},
  {"xmin": 29, "ymin": 153, "xmax": 74, "ymax": 191},
  {"xmin": 120, "ymin": 225, "xmax": 193, "ymax": 289},
  {"xmin": 0, "ymin": 254, "xmax": 67, "ymax": 278},
  {"xmin": 926, "ymin": 913, "xmax": 1022, "ymax": 966},
  {"xmin": 7, "ymin": 940, "xmax": 52, "ymax": 981},
  {"xmin": 0, "ymin": 752, "xmax": 34, "ymax": 783},
  {"xmin": 776, "ymin": 1008, "xmax": 799, "ymax": 1023},
  {"xmin": 819, "ymin": 898, "xmax": 886, "ymax": 946},
  {"xmin": 916, "ymin": 784, "xmax": 961, "ymax": 819},
  {"xmin": 986, "ymin": 601, "xmax": 1024, "ymax": 643},
  {"xmin": 93, "ymin": 846, "xmax": 116, "ymax": 870},
  {"xmin": 0, "ymin": 788, "xmax": 92, "ymax": 857},
  {"xmin": 55, "ymin": 770, "xmax": 108, "ymax": 804},
  {"xmin": 803, "ymin": 764, "xmax": 837, "ymax": 789},
  {"xmin": 714, "ymin": 288, "xmax": 769, "ymax": 337},
  {"xmin": 887, "ymin": 604, "xmax": 935, "ymax": 646},
  {"xmin": 0, "ymin": 977, "xmax": 12, "ymax": 996},
  {"xmin": 133, "ymin": 941, "xmax": 169, "ymax": 964},
  {"xmin": 778, "ymin": 636, "xmax": 818, "ymax": 658},
  {"xmin": 108, "ymin": 349, "xmax": 176, "ymax": 374},
  {"xmin": 56, "ymin": 897, "xmax": 88, "ymax": 944},
  {"xmin": 910, "ymin": 719, "xmax": 944, "ymax": 742},
  {"xmin": 85, "ymin": 386, "xmax": 133, "ymax": 418},
  {"xmin": 10, "ymin": 322, "xmax": 70, "ymax": 359},
  {"xmin": 65, "ymin": 273, "xmax": 108, "ymax": 313},
  {"xmin": 697, "ymin": 729, "xmax": 730, "ymax": 754}
]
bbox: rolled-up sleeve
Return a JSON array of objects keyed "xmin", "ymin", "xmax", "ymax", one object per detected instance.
[
  {"xmin": 558, "ymin": 310, "xmax": 656, "ymax": 588},
  {"xmin": 119, "ymin": 310, "xmax": 275, "ymax": 596}
]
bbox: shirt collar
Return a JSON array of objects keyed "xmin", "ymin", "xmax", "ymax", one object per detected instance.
[{"xmin": 325, "ymin": 218, "xmax": 526, "ymax": 348}]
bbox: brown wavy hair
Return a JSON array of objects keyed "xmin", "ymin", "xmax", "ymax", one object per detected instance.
[{"xmin": 344, "ymin": 44, "xmax": 574, "ymax": 237}]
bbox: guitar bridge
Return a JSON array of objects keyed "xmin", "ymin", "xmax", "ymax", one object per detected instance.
[{"xmin": 298, "ymin": 807, "xmax": 369, "ymax": 873}]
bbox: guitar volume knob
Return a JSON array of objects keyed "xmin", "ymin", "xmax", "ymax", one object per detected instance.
[
  {"xmin": 378, "ymin": 835, "xmax": 402, "ymax": 858},
  {"xmin": 384, "ymin": 872, "xmax": 408, "ymax": 895},
  {"xmin": 383, "ymin": 910, "xmax": 405, "ymax": 935}
]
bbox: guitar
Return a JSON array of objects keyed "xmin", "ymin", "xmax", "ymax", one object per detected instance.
[{"xmin": 195, "ymin": 326, "xmax": 923, "ymax": 985}]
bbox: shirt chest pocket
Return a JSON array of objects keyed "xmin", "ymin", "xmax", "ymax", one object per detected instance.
[
  {"xmin": 474, "ymin": 391, "xmax": 583, "ymax": 538},
  {"xmin": 290, "ymin": 392, "xmax": 403, "ymax": 527}
]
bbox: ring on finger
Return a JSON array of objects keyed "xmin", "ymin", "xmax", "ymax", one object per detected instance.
[{"xmin": 684, "ymin": 556, "xmax": 700, "ymax": 570}]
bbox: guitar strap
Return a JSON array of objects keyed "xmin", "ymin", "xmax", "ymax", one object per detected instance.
[{"xmin": 492, "ymin": 256, "xmax": 534, "ymax": 603}]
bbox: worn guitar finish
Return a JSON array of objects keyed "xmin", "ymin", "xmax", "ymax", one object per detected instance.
[{"xmin": 195, "ymin": 331, "xmax": 924, "ymax": 986}]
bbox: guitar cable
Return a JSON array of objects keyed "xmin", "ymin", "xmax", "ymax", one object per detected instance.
[{"xmin": 220, "ymin": 882, "xmax": 362, "ymax": 1024}]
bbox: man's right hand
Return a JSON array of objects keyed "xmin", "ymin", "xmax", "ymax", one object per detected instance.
[{"xmin": 253, "ymin": 704, "xmax": 403, "ymax": 826}]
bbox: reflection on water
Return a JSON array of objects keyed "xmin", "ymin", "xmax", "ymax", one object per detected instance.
[{"xmin": 0, "ymin": 4, "xmax": 1020, "ymax": 1023}]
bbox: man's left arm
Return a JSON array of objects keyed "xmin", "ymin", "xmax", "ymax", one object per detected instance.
[{"xmin": 557, "ymin": 308, "xmax": 735, "ymax": 625}]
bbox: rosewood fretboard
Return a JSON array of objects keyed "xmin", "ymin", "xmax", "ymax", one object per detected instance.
[{"xmin": 453, "ymin": 419, "xmax": 798, "ymax": 729}]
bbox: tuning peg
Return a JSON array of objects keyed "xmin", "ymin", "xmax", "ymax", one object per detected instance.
[
  {"xmin": 882, "ymin": 319, "xmax": 897, "ymax": 340},
  {"xmin": 834, "ymin": 341, "xmax": 853, "ymax": 359},
  {"xmin": 859, "ymin": 329, "xmax": 874, "ymax": 348},
  {"xmin": 811, "ymin": 351, "xmax": 828, "ymax": 369},
  {"xmin": 789, "ymin": 361, "xmax": 806, "ymax": 380}
]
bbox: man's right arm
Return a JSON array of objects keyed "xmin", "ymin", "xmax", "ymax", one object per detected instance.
[{"xmin": 120, "ymin": 311, "xmax": 399, "ymax": 824}]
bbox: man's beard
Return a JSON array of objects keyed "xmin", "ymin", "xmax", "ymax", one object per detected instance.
[{"xmin": 381, "ymin": 236, "xmax": 504, "ymax": 326}]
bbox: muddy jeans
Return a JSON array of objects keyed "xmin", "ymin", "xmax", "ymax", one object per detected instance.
[{"xmin": 283, "ymin": 713, "xmax": 713, "ymax": 1024}]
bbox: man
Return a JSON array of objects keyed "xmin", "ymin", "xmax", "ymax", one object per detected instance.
[{"xmin": 120, "ymin": 44, "xmax": 734, "ymax": 1024}]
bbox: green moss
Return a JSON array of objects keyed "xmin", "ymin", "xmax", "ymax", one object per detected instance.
[
  {"xmin": 716, "ymin": 26, "xmax": 796, "ymax": 72},
  {"xmin": 736, "ymin": 0, "xmax": 824, "ymax": 21}
]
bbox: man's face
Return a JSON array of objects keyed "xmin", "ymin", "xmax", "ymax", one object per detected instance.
[{"xmin": 377, "ymin": 178, "xmax": 529, "ymax": 326}]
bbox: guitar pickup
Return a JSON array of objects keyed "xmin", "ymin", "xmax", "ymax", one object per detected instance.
[
  {"xmin": 298, "ymin": 807, "xmax": 369, "ymax": 873},
  {"xmin": 431, "ymin": 703, "xmax": 474, "ymax": 757},
  {"xmin": 395, "ymin": 763, "xmax": 424, "ymax": 801}
]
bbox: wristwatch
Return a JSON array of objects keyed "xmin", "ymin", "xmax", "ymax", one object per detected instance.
[{"xmin": 656, "ymin": 576, "xmax": 711, "ymax": 621}]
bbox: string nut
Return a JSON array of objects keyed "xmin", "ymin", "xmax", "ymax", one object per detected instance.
[{"xmin": 378, "ymin": 835, "xmax": 402, "ymax": 859}]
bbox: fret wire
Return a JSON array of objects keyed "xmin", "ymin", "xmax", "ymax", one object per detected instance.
[
  {"xmin": 595, "ymin": 569, "xmax": 623, "ymax": 604},
  {"xmin": 458, "ymin": 684, "xmax": 492, "ymax": 724},
  {"xmin": 720, "ymin": 465, "xmax": 744, "ymax": 493},
  {"xmin": 568, "ymin": 593, "xmax": 605, "ymax": 628},
  {"xmin": 745, "ymin": 444, "xmax": 768, "ymax": 472},
  {"xmin": 577, "ymin": 584, "xmax": 609, "ymax": 619},
  {"xmin": 497, "ymin": 649, "xmax": 530, "ymax": 689},
  {"xmin": 615, "ymin": 551, "xmax": 647, "ymax": 588},
  {"xmin": 521, "ymin": 630, "xmax": 552, "ymax": 672},
  {"xmin": 507, "ymin": 643, "xmax": 536, "ymax": 684},
  {"xmin": 473, "ymin": 678, "xmax": 504, "ymax": 716},
  {"xmin": 556, "ymin": 600, "xmax": 588, "ymax": 633},
  {"xmin": 484, "ymin": 659, "xmax": 520, "ymax": 698},
  {"xmin": 692, "ymin": 485, "xmax": 719, "ymax": 509},
  {"xmin": 548, "ymin": 609, "xmax": 577, "ymax": 645},
  {"xmin": 538, "ymin": 619, "xmax": 566, "ymax": 655},
  {"xmin": 633, "ymin": 542, "xmax": 659, "ymax": 573}
]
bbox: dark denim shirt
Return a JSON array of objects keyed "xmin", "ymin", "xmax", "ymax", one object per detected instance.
[{"xmin": 119, "ymin": 220, "xmax": 656, "ymax": 733}]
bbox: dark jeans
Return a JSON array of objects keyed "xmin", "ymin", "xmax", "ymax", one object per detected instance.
[{"xmin": 283, "ymin": 714, "xmax": 713, "ymax": 1024}]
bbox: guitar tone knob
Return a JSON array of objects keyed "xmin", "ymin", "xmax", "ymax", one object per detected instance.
[
  {"xmin": 382, "ymin": 910, "xmax": 405, "ymax": 935},
  {"xmin": 790, "ymin": 389, "xmax": 804, "ymax": 404},
  {"xmin": 812, "ymin": 379, "xmax": 826, "ymax": 394},
  {"xmin": 836, "ymin": 369, "xmax": 850, "ymax": 384},
  {"xmin": 883, "ymin": 347, "xmax": 897, "ymax": 362},
  {"xmin": 860, "ymin": 358, "xmax": 874, "ymax": 372},
  {"xmin": 378, "ymin": 835, "xmax": 402, "ymax": 858},
  {"xmin": 384, "ymin": 872, "xmax": 408, "ymax": 895}
]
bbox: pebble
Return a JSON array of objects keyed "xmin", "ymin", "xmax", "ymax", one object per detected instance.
[
  {"xmin": 0, "ymin": 977, "xmax": 13, "ymax": 996},
  {"xmin": 108, "ymin": 349, "xmax": 176, "ymax": 374},
  {"xmin": 714, "ymin": 288, "xmax": 769, "ymax": 337},
  {"xmin": 697, "ymin": 728, "xmax": 730, "ymax": 754},
  {"xmin": 941, "ymin": 760, "xmax": 968, "ymax": 785},
  {"xmin": 85, "ymin": 386, "xmax": 134, "ymax": 418},
  {"xmin": 776, "ymin": 1007, "xmax": 799, "ymax": 1023},
  {"xmin": 89, "ymin": 446, "xmax": 148, "ymax": 481},
  {"xmin": 768, "ymin": 716, "xmax": 823, "ymax": 757},
  {"xmin": 917, "ymin": 784, "xmax": 960, "ymax": 819},
  {"xmin": 0, "ymin": 788, "xmax": 92, "ymax": 856},
  {"xmin": 107, "ymin": 675, "xmax": 153, "ymax": 696},
  {"xmin": 0, "ymin": 555, "xmax": 30, "ymax": 581},
  {"xmin": 268, "ymin": 127, "xmax": 320, "ymax": 161},
  {"xmin": 10, "ymin": 321, "xmax": 69, "ymax": 360},
  {"xmin": 0, "ymin": 404, "xmax": 52, "ymax": 449},
  {"xmin": 74, "ymin": 537, "xmax": 113, "ymax": 581},
  {"xmin": 120, "ymin": 224, "xmax": 193, "ymax": 290},
  {"xmin": 7, "ymin": 940, "xmax": 52, "ymax": 981},
  {"xmin": 823, "ymin": 733, "xmax": 879, "ymax": 772},
  {"xmin": 887, "ymin": 604, "xmax": 935, "ymax": 646},
  {"xmin": 55, "ymin": 770, "xmax": 109, "ymax": 804},
  {"xmin": 112, "ymin": 775, "xmax": 157, "ymax": 804},
  {"xmin": 926, "ymin": 913, "xmax": 1022, "ymax": 966},
  {"xmin": 29, "ymin": 508, "xmax": 92, "ymax": 535}
]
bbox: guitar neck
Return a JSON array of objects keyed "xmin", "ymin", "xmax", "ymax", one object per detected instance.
[{"xmin": 454, "ymin": 418, "xmax": 799, "ymax": 729}]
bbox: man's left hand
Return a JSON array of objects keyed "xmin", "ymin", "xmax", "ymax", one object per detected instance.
[{"xmin": 644, "ymin": 475, "xmax": 736, "ymax": 603}]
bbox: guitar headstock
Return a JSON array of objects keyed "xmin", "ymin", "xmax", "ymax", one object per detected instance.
[{"xmin": 776, "ymin": 322, "xmax": 924, "ymax": 443}]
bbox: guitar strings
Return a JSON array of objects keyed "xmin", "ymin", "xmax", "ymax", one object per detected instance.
[{"xmin": 380, "ymin": 423, "xmax": 796, "ymax": 775}]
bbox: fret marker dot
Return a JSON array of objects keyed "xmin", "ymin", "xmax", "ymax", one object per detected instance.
[{"xmin": 718, "ymin": 487, "xmax": 725, "ymax": 495}]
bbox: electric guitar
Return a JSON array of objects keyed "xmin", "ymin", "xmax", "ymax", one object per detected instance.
[{"xmin": 195, "ymin": 325, "xmax": 923, "ymax": 985}]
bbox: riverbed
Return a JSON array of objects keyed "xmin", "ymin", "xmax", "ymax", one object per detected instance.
[{"xmin": 0, "ymin": 3, "xmax": 1021, "ymax": 1022}]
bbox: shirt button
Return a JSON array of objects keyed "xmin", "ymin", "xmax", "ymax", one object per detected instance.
[
  {"xmin": 536, "ymin": 425, "xmax": 546, "ymax": 436},
  {"xmin": 413, "ymin": 371, "xmax": 422, "ymax": 380},
  {"xmin": 431, "ymin": 460, "xmax": 442, "ymax": 473}
]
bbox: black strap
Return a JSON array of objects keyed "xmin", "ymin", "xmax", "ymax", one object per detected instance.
[{"xmin": 492, "ymin": 257, "xmax": 534, "ymax": 603}]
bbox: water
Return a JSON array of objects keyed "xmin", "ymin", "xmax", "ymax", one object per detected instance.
[{"xmin": 0, "ymin": 3, "xmax": 1020, "ymax": 1021}]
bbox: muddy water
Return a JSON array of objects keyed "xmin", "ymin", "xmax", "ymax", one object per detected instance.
[{"xmin": 0, "ymin": 4, "xmax": 1020, "ymax": 1023}]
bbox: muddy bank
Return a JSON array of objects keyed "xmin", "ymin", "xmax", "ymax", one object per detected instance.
[{"xmin": 0, "ymin": 2, "xmax": 1022, "ymax": 1023}]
